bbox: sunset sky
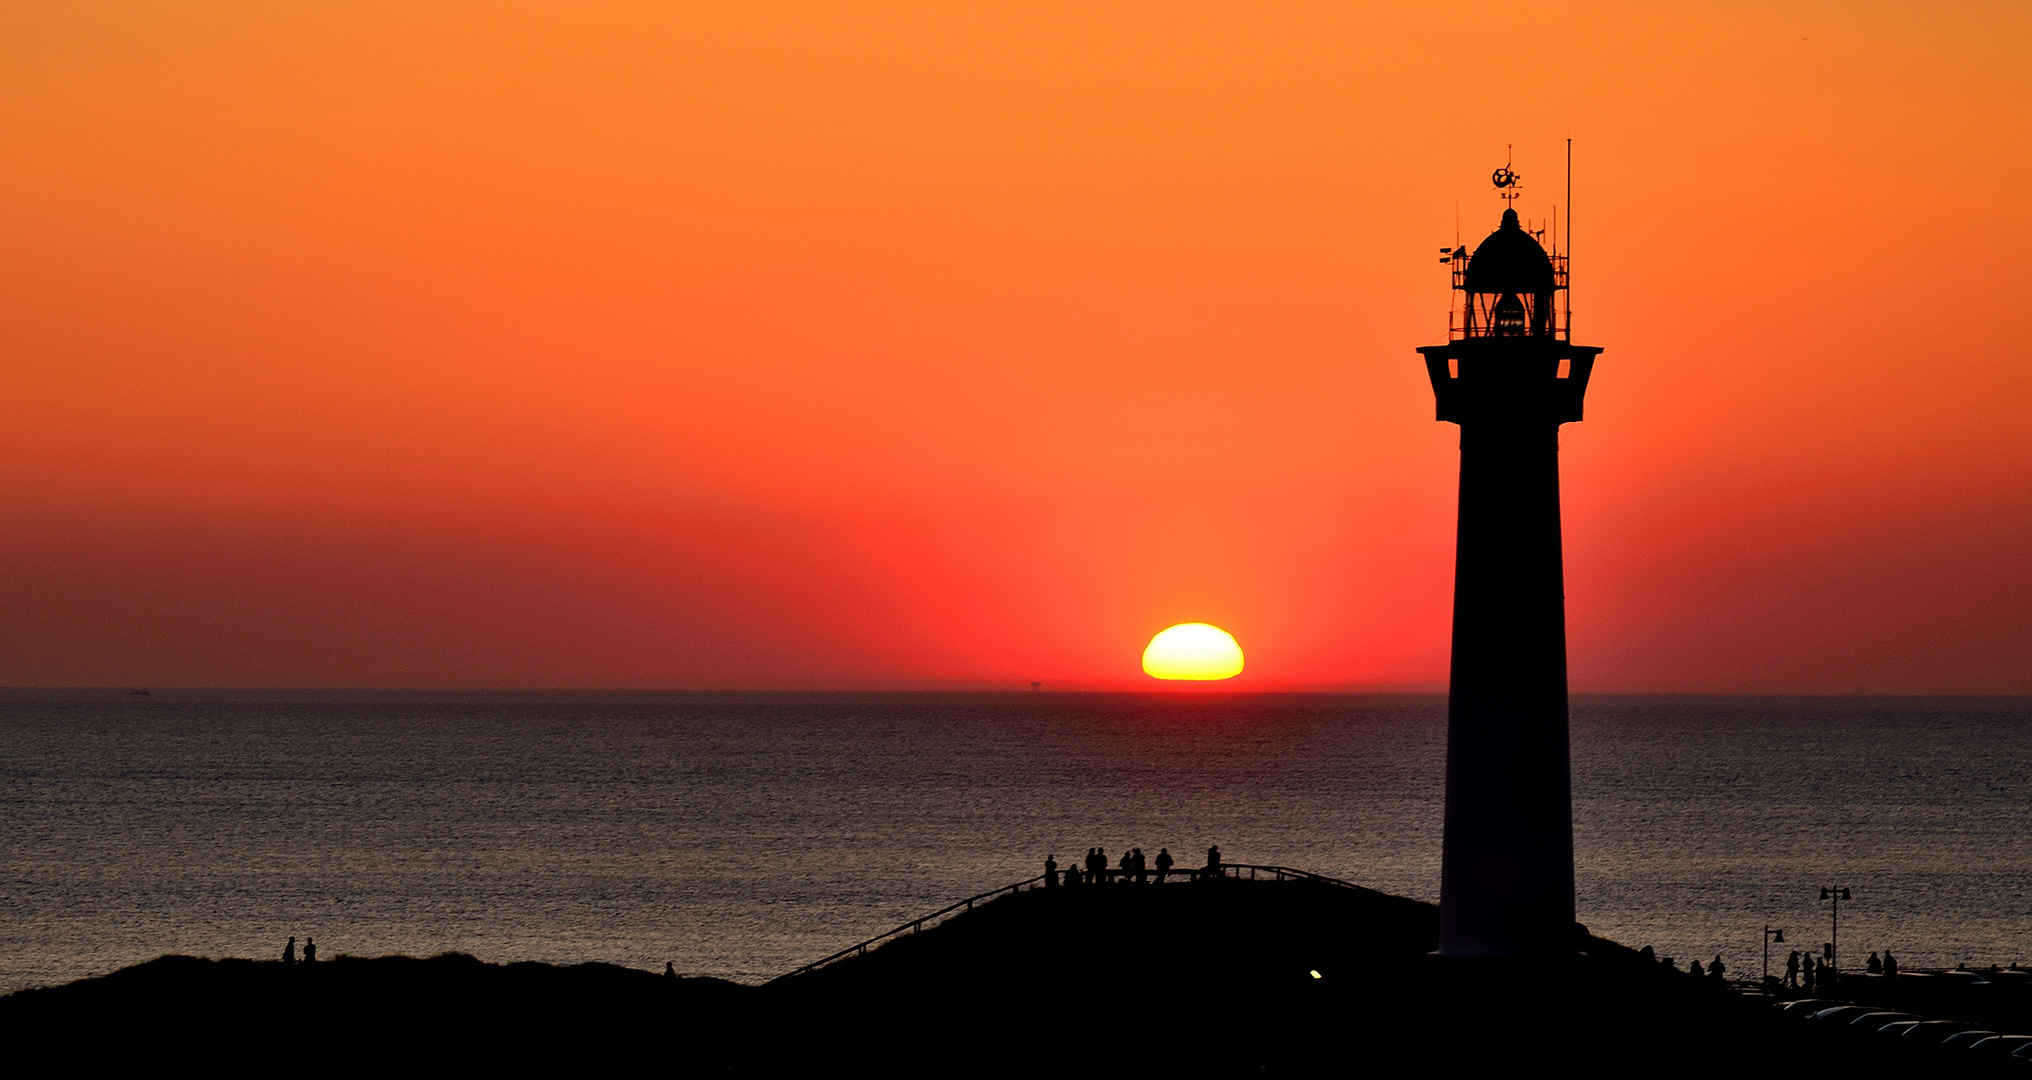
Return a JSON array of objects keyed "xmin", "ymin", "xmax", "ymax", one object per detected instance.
[{"xmin": 1, "ymin": 2, "xmax": 2026, "ymax": 691}]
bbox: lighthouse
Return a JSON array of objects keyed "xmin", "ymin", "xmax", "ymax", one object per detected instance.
[{"xmin": 1418, "ymin": 159, "xmax": 1602, "ymax": 956}]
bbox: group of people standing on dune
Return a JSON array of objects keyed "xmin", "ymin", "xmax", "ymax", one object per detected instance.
[
  {"xmin": 281, "ymin": 936, "xmax": 317, "ymax": 966},
  {"xmin": 1780, "ymin": 948, "xmax": 1898, "ymax": 992},
  {"xmin": 1042, "ymin": 844, "xmax": 1221, "ymax": 887}
]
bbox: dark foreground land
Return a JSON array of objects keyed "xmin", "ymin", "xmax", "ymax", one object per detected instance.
[{"xmin": 1, "ymin": 878, "xmax": 2016, "ymax": 1074}]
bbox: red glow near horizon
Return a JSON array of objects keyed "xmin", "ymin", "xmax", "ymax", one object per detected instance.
[{"xmin": 0, "ymin": 3, "xmax": 2027, "ymax": 691}]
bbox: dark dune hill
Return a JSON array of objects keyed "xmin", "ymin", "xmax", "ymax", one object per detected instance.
[
  {"xmin": 771, "ymin": 874, "xmax": 1440, "ymax": 1065},
  {"xmin": 0, "ymin": 951, "xmax": 754, "ymax": 1068},
  {"xmin": 0, "ymin": 879, "xmax": 1957, "ymax": 1073},
  {"xmin": 763, "ymin": 878, "xmax": 1902, "ymax": 1072}
]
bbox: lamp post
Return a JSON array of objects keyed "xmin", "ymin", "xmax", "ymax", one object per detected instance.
[
  {"xmin": 1819, "ymin": 886, "xmax": 1852, "ymax": 976},
  {"xmin": 1763, "ymin": 925, "xmax": 1786, "ymax": 989}
]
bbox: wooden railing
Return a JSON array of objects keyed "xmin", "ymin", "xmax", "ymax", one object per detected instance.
[
  {"xmin": 769, "ymin": 874, "xmax": 1048, "ymax": 982},
  {"xmin": 769, "ymin": 861, "xmax": 1381, "ymax": 983},
  {"xmin": 1206, "ymin": 863, "xmax": 1391, "ymax": 895}
]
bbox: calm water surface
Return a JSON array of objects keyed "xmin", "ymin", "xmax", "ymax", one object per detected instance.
[{"xmin": 2, "ymin": 692, "xmax": 2027, "ymax": 991}]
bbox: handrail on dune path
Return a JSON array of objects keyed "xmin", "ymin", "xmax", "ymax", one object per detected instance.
[
  {"xmin": 768, "ymin": 862, "xmax": 1381, "ymax": 983},
  {"xmin": 768, "ymin": 874, "xmax": 1047, "ymax": 983}
]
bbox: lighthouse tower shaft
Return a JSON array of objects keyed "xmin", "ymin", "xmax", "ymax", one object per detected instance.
[{"xmin": 1418, "ymin": 206, "xmax": 1602, "ymax": 956}]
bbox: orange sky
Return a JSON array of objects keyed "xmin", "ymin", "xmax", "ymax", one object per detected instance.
[{"xmin": 1, "ymin": 2, "xmax": 2027, "ymax": 690}]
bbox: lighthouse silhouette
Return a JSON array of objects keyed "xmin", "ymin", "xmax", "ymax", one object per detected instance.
[{"xmin": 1419, "ymin": 156, "xmax": 1601, "ymax": 956}]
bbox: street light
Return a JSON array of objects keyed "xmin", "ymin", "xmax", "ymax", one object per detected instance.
[
  {"xmin": 1819, "ymin": 886, "xmax": 1852, "ymax": 977},
  {"xmin": 1763, "ymin": 926, "xmax": 1786, "ymax": 989}
]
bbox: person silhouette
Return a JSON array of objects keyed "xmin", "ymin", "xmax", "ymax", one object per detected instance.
[
  {"xmin": 1118, "ymin": 849, "xmax": 1133, "ymax": 884},
  {"xmin": 1688, "ymin": 959, "xmax": 1703, "ymax": 978},
  {"xmin": 1638, "ymin": 945, "xmax": 1654, "ymax": 963},
  {"xmin": 1131, "ymin": 848, "xmax": 1146, "ymax": 884},
  {"xmin": 664, "ymin": 961, "xmax": 677, "ymax": 979},
  {"xmin": 303, "ymin": 938, "xmax": 316, "ymax": 964},
  {"xmin": 1709, "ymin": 955, "xmax": 1726, "ymax": 983},
  {"xmin": 1785, "ymin": 950, "xmax": 1800, "ymax": 988},
  {"xmin": 1883, "ymin": 950, "xmax": 1898, "ymax": 978},
  {"xmin": 283, "ymin": 936, "xmax": 297, "ymax": 966},
  {"xmin": 1803, "ymin": 959, "xmax": 1816, "ymax": 993},
  {"xmin": 1044, "ymin": 853, "xmax": 1058, "ymax": 887},
  {"xmin": 1154, "ymin": 848, "xmax": 1174, "ymax": 883},
  {"xmin": 1866, "ymin": 952, "xmax": 1882, "ymax": 975}
]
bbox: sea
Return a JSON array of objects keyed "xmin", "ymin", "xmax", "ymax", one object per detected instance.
[{"xmin": 2, "ymin": 691, "xmax": 2028, "ymax": 993}]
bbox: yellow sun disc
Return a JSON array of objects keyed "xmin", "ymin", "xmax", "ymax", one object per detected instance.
[{"xmin": 1142, "ymin": 623, "xmax": 1244, "ymax": 681}]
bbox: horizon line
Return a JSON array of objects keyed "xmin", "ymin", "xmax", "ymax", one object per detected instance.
[{"xmin": 3, "ymin": 686, "xmax": 2027, "ymax": 699}]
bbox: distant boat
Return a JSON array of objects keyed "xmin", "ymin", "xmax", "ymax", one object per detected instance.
[{"xmin": 129, "ymin": 689, "xmax": 150, "ymax": 696}]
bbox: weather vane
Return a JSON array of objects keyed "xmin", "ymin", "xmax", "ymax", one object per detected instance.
[{"xmin": 1492, "ymin": 144, "xmax": 1520, "ymax": 207}]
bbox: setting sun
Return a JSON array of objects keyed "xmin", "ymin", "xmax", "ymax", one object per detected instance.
[{"xmin": 1142, "ymin": 623, "xmax": 1244, "ymax": 681}]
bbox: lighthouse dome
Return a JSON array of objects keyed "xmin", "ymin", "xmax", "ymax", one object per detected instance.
[{"xmin": 1463, "ymin": 208, "xmax": 1555, "ymax": 295}]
